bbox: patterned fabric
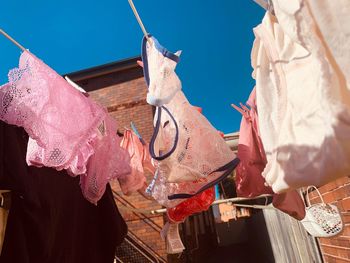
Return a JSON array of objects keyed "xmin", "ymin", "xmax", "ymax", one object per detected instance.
[
  {"xmin": 142, "ymin": 36, "xmax": 238, "ymax": 208},
  {"xmin": 0, "ymin": 51, "xmax": 130, "ymax": 204}
]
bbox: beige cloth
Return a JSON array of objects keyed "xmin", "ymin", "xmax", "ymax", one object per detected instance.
[
  {"xmin": 297, "ymin": 0, "xmax": 350, "ymax": 89},
  {"xmin": 253, "ymin": 1, "xmax": 350, "ymax": 193}
]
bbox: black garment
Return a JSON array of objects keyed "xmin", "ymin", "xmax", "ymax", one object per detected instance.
[{"xmin": 0, "ymin": 121, "xmax": 127, "ymax": 263}]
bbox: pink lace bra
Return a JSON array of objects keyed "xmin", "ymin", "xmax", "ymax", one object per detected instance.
[{"xmin": 0, "ymin": 51, "xmax": 131, "ymax": 204}]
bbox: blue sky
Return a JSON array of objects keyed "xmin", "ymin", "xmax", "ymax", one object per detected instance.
[{"xmin": 0, "ymin": 0, "xmax": 265, "ymax": 133}]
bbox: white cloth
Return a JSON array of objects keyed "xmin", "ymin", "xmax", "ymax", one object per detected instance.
[{"xmin": 253, "ymin": 1, "xmax": 350, "ymax": 192}]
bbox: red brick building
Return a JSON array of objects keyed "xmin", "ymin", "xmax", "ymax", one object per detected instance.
[
  {"xmin": 308, "ymin": 177, "xmax": 350, "ymax": 263},
  {"xmin": 66, "ymin": 56, "xmax": 350, "ymax": 263}
]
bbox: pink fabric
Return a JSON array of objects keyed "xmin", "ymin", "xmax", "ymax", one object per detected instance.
[
  {"xmin": 118, "ymin": 130, "xmax": 155, "ymax": 195},
  {"xmin": 233, "ymin": 88, "xmax": 273, "ymax": 197},
  {"xmin": 165, "ymin": 106, "xmax": 216, "ymax": 222},
  {"xmin": 234, "ymin": 88, "xmax": 305, "ymax": 220},
  {"xmin": 0, "ymin": 51, "xmax": 131, "ymax": 204},
  {"xmin": 149, "ymin": 92, "xmax": 236, "ymax": 208}
]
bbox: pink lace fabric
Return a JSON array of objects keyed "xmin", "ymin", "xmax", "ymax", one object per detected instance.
[
  {"xmin": 0, "ymin": 51, "xmax": 131, "ymax": 204},
  {"xmin": 118, "ymin": 129, "xmax": 155, "ymax": 195}
]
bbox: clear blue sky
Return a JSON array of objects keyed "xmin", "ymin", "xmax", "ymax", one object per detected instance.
[{"xmin": 0, "ymin": 0, "xmax": 265, "ymax": 133}]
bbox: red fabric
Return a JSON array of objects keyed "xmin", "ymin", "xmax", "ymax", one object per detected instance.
[
  {"xmin": 272, "ymin": 191, "xmax": 306, "ymax": 220},
  {"xmin": 167, "ymin": 187, "xmax": 215, "ymax": 223}
]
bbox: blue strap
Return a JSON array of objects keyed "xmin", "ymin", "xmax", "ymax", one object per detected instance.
[
  {"xmin": 153, "ymin": 37, "xmax": 180, "ymax": 63},
  {"xmin": 149, "ymin": 106, "xmax": 179, "ymax": 161},
  {"xmin": 167, "ymin": 158, "xmax": 240, "ymax": 200},
  {"xmin": 141, "ymin": 35, "xmax": 180, "ymax": 160},
  {"xmin": 141, "ymin": 35, "xmax": 151, "ymax": 86},
  {"xmin": 141, "ymin": 35, "xmax": 180, "ymax": 87}
]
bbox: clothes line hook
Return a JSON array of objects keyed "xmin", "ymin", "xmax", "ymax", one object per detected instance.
[
  {"xmin": 0, "ymin": 28, "xmax": 26, "ymax": 52},
  {"xmin": 127, "ymin": 0, "xmax": 150, "ymax": 41}
]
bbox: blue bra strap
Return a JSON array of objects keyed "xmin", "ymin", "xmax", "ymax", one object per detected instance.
[
  {"xmin": 149, "ymin": 106, "xmax": 179, "ymax": 161},
  {"xmin": 141, "ymin": 35, "xmax": 180, "ymax": 88},
  {"xmin": 167, "ymin": 158, "xmax": 240, "ymax": 200}
]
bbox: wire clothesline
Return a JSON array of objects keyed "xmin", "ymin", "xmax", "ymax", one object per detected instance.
[
  {"xmin": 127, "ymin": 0, "xmax": 150, "ymax": 41},
  {"xmin": 0, "ymin": 28, "xmax": 26, "ymax": 51},
  {"xmin": 115, "ymin": 194, "xmax": 275, "ymax": 215}
]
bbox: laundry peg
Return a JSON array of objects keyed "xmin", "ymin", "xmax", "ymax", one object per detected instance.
[
  {"xmin": 0, "ymin": 28, "xmax": 26, "ymax": 52},
  {"xmin": 253, "ymin": 0, "xmax": 275, "ymax": 15},
  {"xmin": 253, "ymin": 0, "xmax": 268, "ymax": 10},
  {"xmin": 131, "ymin": 121, "xmax": 146, "ymax": 145}
]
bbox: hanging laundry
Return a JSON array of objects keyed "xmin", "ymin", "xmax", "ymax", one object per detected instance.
[
  {"xmin": 0, "ymin": 51, "xmax": 131, "ymax": 204},
  {"xmin": 142, "ymin": 37, "xmax": 182, "ymax": 106},
  {"xmin": 118, "ymin": 129, "xmax": 155, "ymax": 195},
  {"xmin": 0, "ymin": 121, "xmax": 127, "ymax": 263},
  {"xmin": 252, "ymin": 5, "xmax": 350, "ymax": 193},
  {"xmin": 279, "ymin": 0, "xmax": 350, "ymax": 90},
  {"xmin": 233, "ymin": 87, "xmax": 305, "ymax": 220},
  {"xmin": 167, "ymin": 187, "xmax": 215, "ymax": 223},
  {"xmin": 141, "ymin": 36, "xmax": 239, "ymax": 208},
  {"xmin": 232, "ymin": 87, "xmax": 273, "ymax": 197},
  {"xmin": 166, "ymin": 107, "xmax": 216, "ymax": 223},
  {"xmin": 160, "ymin": 222, "xmax": 185, "ymax": 254}
]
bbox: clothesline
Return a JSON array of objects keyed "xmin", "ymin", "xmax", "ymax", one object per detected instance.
[
  {"xmin": 116, "ymin": 194, "xmax": 275, "ymax": 215},
  {"xmin": 127, "ymin": 0, "xmax": 150, "ymax": 41},
  {"xmin": 0, "ymin": 28, "xmax": 26, "ymax": 51}
]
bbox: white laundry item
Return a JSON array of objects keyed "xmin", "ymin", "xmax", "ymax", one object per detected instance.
[
  {"xmin": 141, "ymin": 35, "xmax": 238, "ymax": 207},
  {"xmin": 253, "ymin": 7, "xmax": 350, "ymax": 193},
  {"xmin": 275, "ymin": 0, "xmax": 350, "ymax": 90}
]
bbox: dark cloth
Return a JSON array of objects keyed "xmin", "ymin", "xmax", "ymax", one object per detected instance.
[{"xmin": 0, "ymin": 121, "xmax": 127, "ymax": 263}]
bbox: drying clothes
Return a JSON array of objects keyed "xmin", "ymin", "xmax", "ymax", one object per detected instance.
[
  {"xmin": 166, "ymin": 118, "xmax": 221, "ymax": 223},
  {"xmin": 253, "ymin": 9, "xmax": 350, "ymax": 193},
  {"xmin": 167, "ymin": 187, "xmax": 215, "ymax": 223},
  {"xmin": 0, "ymin": 121, "xmax": 127, "ymax": 263},
  {"xmin": 281, "ymin": 0, "xmax": 350, "ymax": 90},
  {"xmin": 233, "ymin": 88, "xmax": 305, "ymax": 220},
  {"xmin": 118, "ymin": 129, "xmax": 155, "ymax": 195},
  {"xmin": 79, "ymin": 116, "xmax": 131, "ymax": 203},
  {"xmin": 272, "ymin": 191, "xmax": 305, "ymax": 221},
  {"xmin": 141, "ymin": 36, "xmax": 239, "ymax": 208},
  {"xmin": 0, "ymin": 51, "xmax": 131, "ymax": 204},
  {"xmin": 142, "ymin": 36, "xmax": 182, "ymax": 106},
  {"xmin": 232, "ymin": 87, "xmax": 272, "ymax": 197}
]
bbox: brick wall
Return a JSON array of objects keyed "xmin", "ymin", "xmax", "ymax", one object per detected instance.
[
  {"xmin": 308, "ymin": 176, "xmax": 350, "ymax": 263},
  {"xmin": 82, "ymin": 71, "xmax": 166, "ymax": 259}
]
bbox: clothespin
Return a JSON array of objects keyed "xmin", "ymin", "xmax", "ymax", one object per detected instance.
[{"xmin": 131, "ymin": 121, "xmax": 146, "ymax": 145}]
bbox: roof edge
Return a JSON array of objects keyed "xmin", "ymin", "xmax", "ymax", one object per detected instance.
[{"xmin": 64, "ymin": 55, "xmax": 141, "ymax": 82}]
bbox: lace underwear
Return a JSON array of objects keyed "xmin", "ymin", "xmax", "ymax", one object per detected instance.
[{"xmin": 0, "ymin": 51, "xmax": 131, "ymax": 204}]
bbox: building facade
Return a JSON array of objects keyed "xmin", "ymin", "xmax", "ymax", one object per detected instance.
[{"xmin": 66, "ymin": 56, "xmax": 350, "ymax": 263}]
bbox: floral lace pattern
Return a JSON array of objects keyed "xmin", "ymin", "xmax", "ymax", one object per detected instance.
[
  {"xmin": 149, "ymin": 91, "xmax": 236, "ymax": 208},
  {"xmin": 0, "ymin": 51, "xmax": 131, "ymax": 204}
]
